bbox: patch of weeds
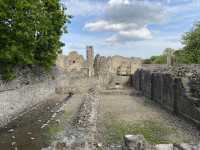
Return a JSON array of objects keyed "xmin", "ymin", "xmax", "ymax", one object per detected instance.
[
  {"xmin": 63, "ymin": 110, "xmax": 73, "ymax": 120},
  {"xmin": 42, "ymin": 124, "xmax": 64, "ymax": 146},
  {"xmin": 42, "ymin": 111, "xmax": 74, "ymax": 146},
  {"xmin": 103, "ymin": 116, "xmax": 177, "ymax": 145},
  {"xmin": 47, "ymin": 125, "xmax": 64, "ymax": 136}
]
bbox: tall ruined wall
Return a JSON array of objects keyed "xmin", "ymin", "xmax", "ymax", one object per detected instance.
[
  {"xmin": 132, "ymin": 65, "xmax": 200, "ymax": 126},
  {"xmin": 94, "ymin": 55, "xmax": 112, "ymax": 86},
  {"xmin": 56, "ymin": 52, "xmax": 85, "ymax": 72},
  {"xmin": 110, "ymin": 56, "xmax": 142, "ymax": 75},
  {"xmin": 87, "ymin": 46, "xmax": 94, "ymax": 77},
  {"xmin": 94, "ymin": 55, "xmax": 142, "ymax": 76},
  {"xmin": 94, "ymin": 55, "xmax": 142, "ymax": 87}
]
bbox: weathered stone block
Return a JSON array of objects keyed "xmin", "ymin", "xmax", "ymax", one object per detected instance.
[
  {"xmin": 122, "ymin": 134, "xmax": 148, "ymax": 150},
  {"xmin": 155, "ymin": 144, "xmax": 173, "ymax": 150}
]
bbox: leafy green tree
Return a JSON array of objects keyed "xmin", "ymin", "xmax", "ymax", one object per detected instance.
[
  {"xmin": 0, "ymin": 0, "xmax": 70, "ymax": 80},
  {"xmin": 143, "ymin": 55, "xmax": 167, "ymax": 64},
  {"xmin": 182, "ymin": 22, "xmax": 200, "ymax": 64},
  {"xmin": 174, "ymin": 49, "xmax": 191, "ymax": 64},
  {"xmin": 151, "ymin": 55, "xmax": 167, "ymax": 64}
]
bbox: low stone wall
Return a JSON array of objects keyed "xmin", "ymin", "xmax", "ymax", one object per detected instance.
[
  {"xmin": 0, "ymin": 65, "xmax": 99, "ymax": 128},
  {"xmin": 132, "ymin": 66, "xmax": 200, "ymax": 127},
  {"xmin": 0, "ymin": 73, "xmax": 70, "ymax": 128}
]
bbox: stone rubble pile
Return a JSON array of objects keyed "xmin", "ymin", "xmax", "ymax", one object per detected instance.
[
  {"xmin": 122, "ymin": 134, "xmax": 200, "ymax": 150},
  {"xmin": 165, "ymin": 65, "xmax": 200, "ymax": 99},
  {"xmin": 170, "ymin": 66, "xmax": 190, "ymax": 77},
  {"xmin": 42, "ymin": 88, "xmax": 99, "ymax": 150}
]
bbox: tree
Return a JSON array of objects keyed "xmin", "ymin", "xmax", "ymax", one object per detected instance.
[
  {"xmin": 0, "ymin": 0, "xmax": 70, "ymax": 80},
  {"xmin": 174, "ymin": 49, "xmax": 191, "ymax": 64},
  {"xmin": 182, "ymin": 22, "xmax": 200, "ymax": 64},
  {"xmin": 143, "ymin": 55, "xmax": 166, "ymax": 64},
  {"xmin": 163, "ymin": 48, "xmax": 175, "ymax": 56}
]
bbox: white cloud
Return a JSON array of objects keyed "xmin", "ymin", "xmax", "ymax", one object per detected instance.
[
  {"xmin": 106, "ymin": 0, "xmax": 166, "ymax": 25},
  {"xmin": 106, "ymin": 27, "xmax": 152, "ymax": 44},
  {"xmin": 119, "ymin": 27, "xmax": 152, "ymax": 39},
  {"xmin": 85, "ymin": 0, "xmax": 167, "ymax": 44},
  {"xmin": 108, "ymin": 0, "xmax": 130, "ymax": 5},
  {"xmin": 85, "ymin": 20, "xmax": 138, "ymax": 32},
  {"xmin": 62, "ymin": 0, "xmax": 104, "ymax": 16}
]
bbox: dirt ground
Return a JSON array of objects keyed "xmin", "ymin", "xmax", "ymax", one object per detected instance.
[
  {"xmin": 97, "ymin": 89, "xmax": 200, "ymax": 147},
  {"xmin": 0, "ymin": 94, "xmax": 83, "ymax": 150}
]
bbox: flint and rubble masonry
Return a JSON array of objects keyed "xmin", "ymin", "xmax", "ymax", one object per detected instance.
[
  {"xmin": 0, "ymin": 75, "xmax": 68, "ymax": 128},
  {"xmin": 132, "ymin": 66, "xmax": 200, "ymax": 127}
]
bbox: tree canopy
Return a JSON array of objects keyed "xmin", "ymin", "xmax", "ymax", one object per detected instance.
[
  {"xmin": 0, "ymin": 0, "xmax": 70, "ymax": 80},
  {"xmin": 144, "ymin": 22, "xmax": 200, "ymax": 65},
  {"xmin": 182, "ymin": 22, "xmax": 200, "ymax": 64}
]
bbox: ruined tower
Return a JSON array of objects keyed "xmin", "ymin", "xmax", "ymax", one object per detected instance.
[{"xmin": 86, "ymin": 46, "xmax": 94, "ymax": 77}]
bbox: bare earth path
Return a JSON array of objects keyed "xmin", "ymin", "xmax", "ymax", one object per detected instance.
[
  {"xmin": 0, "ymin": 94, "xmax": 83, "ymax": 150},
  {"xmin": 97, "ymin": 89, "xmax": 200, "ymax": 148}
]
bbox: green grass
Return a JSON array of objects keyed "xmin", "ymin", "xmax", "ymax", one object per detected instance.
[
  {"xmin": 44, "ymin": 109, "xmax": 74, "ymax": 143},
  {"xmin": 47, "ymin": 125, "xmax": 64, "ymax": 136},
  {"xmin": 63, "ymin": 110, "xmax": 73, "ymax": 120},
  {"xmin": 47, "ymin": 109, "xmax": 74, "ymax": 136},
  {"xmin": 103, "ymin": 115, "xmax": 177, "ymax": 145},
  {"xmin": 42, "ymin": 124, "xmax": 65, "ymax": 146}
]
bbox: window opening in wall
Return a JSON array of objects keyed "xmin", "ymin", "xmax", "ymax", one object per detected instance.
[{"xmin": 115, "ymin": 82, "xmax": 120, "ymax": 85}]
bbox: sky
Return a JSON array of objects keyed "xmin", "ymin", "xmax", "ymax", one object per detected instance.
[{"xmin": 61, "ymin": 0, "xmax": 200, "ymax": 59}]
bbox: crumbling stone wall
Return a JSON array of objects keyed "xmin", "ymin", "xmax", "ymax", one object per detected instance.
[
  {"xmin": 65, "ymin": 51, "xmax": 85, "ymax": 72},
  {"xmin": 94, "ymin": 54, "xmax": 142, "ymax": 87},
  {"xmin": 132, "ymin": 65, "xmax": 200, "ymax": 126},
  {"xmin": 94, "ymin": 55, "xmax": 142, "ymax": 77},
  {"xmin": 87, "ymin": 46, "xmax": 94, "ymax": 77},
  {"xmin": 0, "ymin": 67, "xmax": 69, "ymax": 127},
  {"xmin": 56, "ymin": 51, "xmax": 85, "ymax": 72},
  {"xmin": 123, "ymin": 134, "xmax": 200, "ymax": 150},
  {"xmin": 94, "ymin": 55, "xmax": 112, "ymax": 86},
  {"xmin": 109, "ymin": 55, "xmax": 142, "ymax": 75},
  {"xmin": 0, "ymin": 65, "xmax": 94, "ymax": 128}
]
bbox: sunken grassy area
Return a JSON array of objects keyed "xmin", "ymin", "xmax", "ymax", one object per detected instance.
[
  {"xmin": 102, "ymin": 113, "xmax": 178, "ymax": 145},
  {"xmin": 98, "ymin": 90, "xmax": 198, "ymax": 146}
]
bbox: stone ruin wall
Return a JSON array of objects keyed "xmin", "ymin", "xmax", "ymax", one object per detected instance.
[
  {"xmin": 94, "ymin": 54, "xmax": 143, "ymax": 87},
  {"xmin": 56, "ymin": 47, "xmax": 95, "ymax": 77},
  {"xmin": 131, "ymin": 64, "xmax": 200, "ymax": 127},
  {"xmin": 56, "ymin": 51, "xmax": 85, "ymax": 73},
  {"xmin": 122, "ymin": 134, "xmax": 200, "ymax": 150},
  {"xmin": 87, "ymin": 46, "xmax": 94, "ymax": 77}
]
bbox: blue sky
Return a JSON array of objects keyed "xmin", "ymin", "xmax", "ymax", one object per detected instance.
[{"xmin": 61, "ymin": 0, "xmax": 200, "ymax": 58}]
